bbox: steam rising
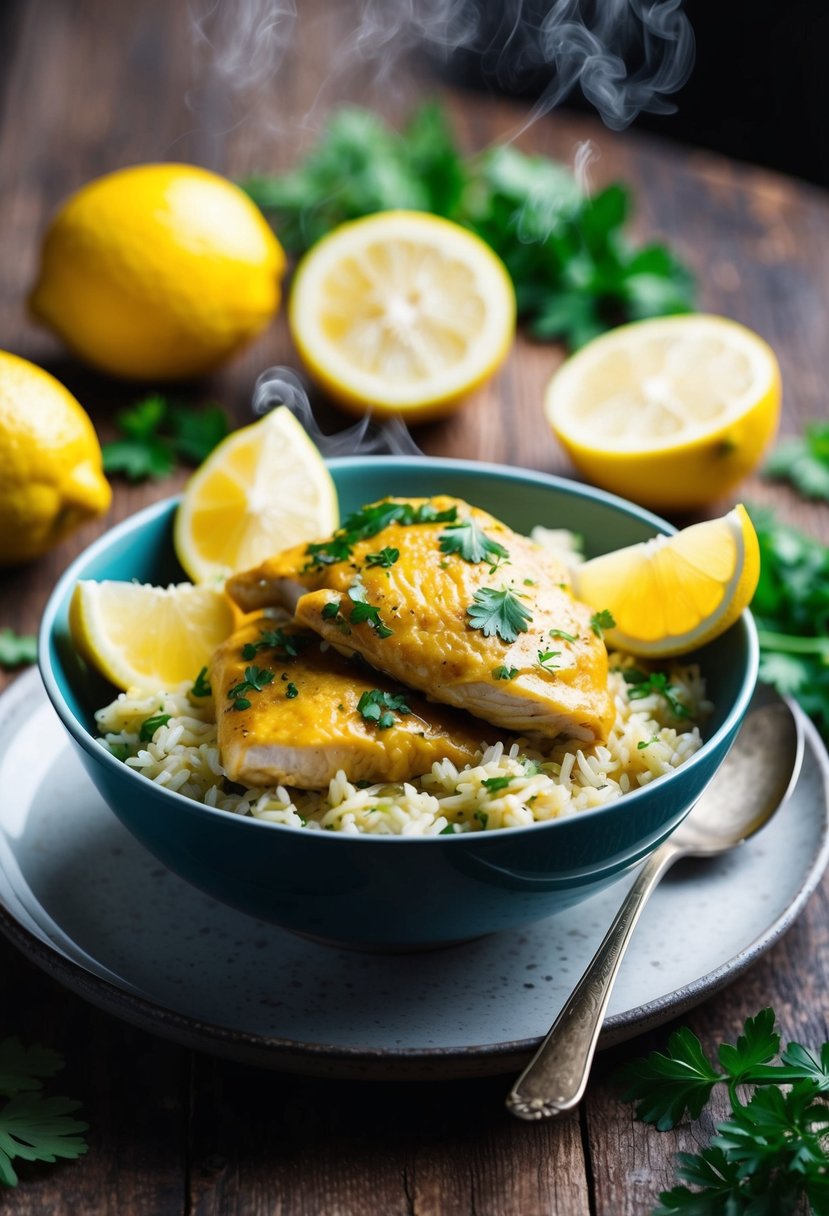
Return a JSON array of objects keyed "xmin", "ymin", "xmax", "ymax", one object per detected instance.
[{"xmin": 188, "ymin": 0, "xmax": 694, "ymax": 133}]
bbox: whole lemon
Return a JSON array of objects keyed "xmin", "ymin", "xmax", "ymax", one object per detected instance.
[
  {"xmin": 0, "ymin": 352, "xmax": 111, "ymax": 566},
  {"xmin": 29, "ymin": 164, "xmax": 285, "ymax": 381}
]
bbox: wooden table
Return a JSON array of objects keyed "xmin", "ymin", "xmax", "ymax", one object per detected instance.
[{"xmin": 2, "ymin": 2, "xmax": 828, "ymax": 1212}]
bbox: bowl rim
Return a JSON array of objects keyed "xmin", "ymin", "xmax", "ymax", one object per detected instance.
[{"xmin": 38, "ymin": 455, "xmax": 760, "ymax": 844}]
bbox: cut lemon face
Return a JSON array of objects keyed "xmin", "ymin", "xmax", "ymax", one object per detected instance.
[
  {"xmin": 572, "ymin": 504, "xmax": 760, "ymax": 657},
  {"xmin": 288, "ymin": 210, "xmax": 516, "ymax": 420},
  {"xmin": 545, "ymin": 315, "xmax": 781, "ymax": 510},
  {"xmin": 174, "ymin": 406, "xmax": 338, "ymax": 583},
  {"xmin": 70, "ymin": 580, "xmax": 235, "ymax": 690}
]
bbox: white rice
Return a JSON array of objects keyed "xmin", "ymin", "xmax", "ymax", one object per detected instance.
[{"xmin": 94, "ymin": 653, "xmax": 711, "ymax": 836}]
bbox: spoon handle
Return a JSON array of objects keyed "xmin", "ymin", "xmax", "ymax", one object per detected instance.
[{"xmin": 506, "ymin": 841, "xmax": 680, "ymax": 1120}]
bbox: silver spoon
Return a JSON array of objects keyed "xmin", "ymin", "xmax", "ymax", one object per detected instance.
[{"xmin": 506, "ymin": 696, "xmax": 803, "ymax": 1121}]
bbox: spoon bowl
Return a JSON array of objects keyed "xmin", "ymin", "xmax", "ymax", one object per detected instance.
[{"xmin": 507, "ymin": 694, "xmax": 803, "ymax": 1120}]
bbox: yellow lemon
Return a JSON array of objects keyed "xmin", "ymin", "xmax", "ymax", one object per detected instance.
[
  {"xmin": 174, "ymin": 405, "xmax": 338, "ymax": 584},
  {"xmin": 0, "ymin": 351, "xmax": 110, "ymax": 566},
  {"xmin": 29, "ymin": 164, "xmax": 285, "ymax": 381},
  {"xmin": 70, "ymin": 580, "xmax": 235, "ymax": 691},
  {"xmin": 288, "ymin": 210, "xmax": 516, "ymax": 420},
  {"xmin": 544, "ymin": 315, "xmax": 781, "ymax": 510},
  {"xmin": 572, "ymin": 504, "xmax": 760, "ymax": 657}
]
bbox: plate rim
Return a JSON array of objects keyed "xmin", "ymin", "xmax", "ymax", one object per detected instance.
[{"xmin": 1, "ymin": 667, "xmax": 827, "ymax": 1079}]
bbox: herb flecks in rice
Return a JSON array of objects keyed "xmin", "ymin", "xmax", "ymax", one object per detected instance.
[{"xmin": 94, "ymin": 654, "xmax": 711, "ymax": 838}]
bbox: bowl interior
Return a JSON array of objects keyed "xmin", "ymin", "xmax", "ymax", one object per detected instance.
[{"xmin": 42, "ymin": 456, "xmax": 756, "ymax": 777}]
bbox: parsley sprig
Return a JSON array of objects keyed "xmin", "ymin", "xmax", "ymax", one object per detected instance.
[
  {"xmin": 623, "ymin": 669, "xmax": 689, "ymax": 719},
  {"xmin": 227, "ymin": 665, "xmax": 274, "ymax": 711},
  {"xmin": 590, "ymin": 609, "xmax": 616, "ymax": 639},
  {"xmin": 0, "ymin": 1037, "xmax": 88, "ymax": 1188},
  {"xmin": 0, "ymin": 630, "xmax": 36, "ymax": 669},
  {"xmin": 241, "ymin": 628, "xmax": 309, "ymax": 661},
  {"xmin": 765, "ymin": 421, "xmax": 829, "ymax": 500},
  {"xmin": 348, "ymin": 583, "xmax": 393, "ymax": 638},
  {"xmin": 101, "ymin": 394, "xmax": 229, "ymax": 482},
  {"xmin": 305, "ymin": 500, "xmax": 458, "ymax": 570},
  {"xmin": 439, "ymin": 519, "xmax": 509, "ymax": 566},
  {"xmin": 467, "ymin": 587, "xmax": 533, "ymax": 643},
  {"xmin": 190, "ymin": 667, "xmax": 212, "ymax": 698},
  {"xmin": 242, "ymin": 102, "xmax": 694, "ymax": 350},
  {"xmin": 139, "ymin": 712, "xmax": 171, "ymax": 742},
  {"xmin": 357, "ymin": 689, "xmax": 411, "ymax": 730},
  {"xmin": 614, "ymin": 1008, "xmax": 829, "ymax": 1214}
]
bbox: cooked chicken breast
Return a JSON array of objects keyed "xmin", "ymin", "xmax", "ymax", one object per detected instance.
[
  {"xmin": 210, "ymin": 616, "xmax": 492, "ymax": 789},
  {"xmin": 227, "ymin": 497, "xmax": 614, "ymax": 742}
]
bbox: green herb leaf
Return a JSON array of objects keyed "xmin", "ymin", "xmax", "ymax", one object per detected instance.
[
  {"xmin": 624, "ymin": 669, "xmax": 689, "ymax": 719},
  {"xmin": 242, "ymin": 628, "xmax": 309, "ymax": 661},
  {"xmin": 357, "ymin": 689, "xmax": 411, "ymax": 730},
  {"xmin": 306, "ymin": 500, "xmax": 457, "ymax": 570},
  {"xmin": 467, "ymin": 587, "xmax": 533, "ymax": 643},
  {"xmin": 139, "ymin": 713, "xmax": 172, "ymax": 742},
  {"xmin": 190, "ymin": 667, "xmax": 212, "ymax": 698},
  {"xmin": 321, "ymin": 601, "xmax": 340, "ymax": 620},
  {"xmin": 0, "ymin": 1039, "xmax": 88, "ymax": 1188},
  {"xmin": 347, "ymin": 582, "xmax": 393, "ymax": 638},
  {"xmin": 537, "ymin": 649, "xmax": 561, "ymax": 671},
  {"xmin": 0, "ymin": 1039, "xmax": 63, "ymax": 1096},
  {"xmin": 549, "ymin": 628, "xmax": 578, "ymax": 643},
  {"xmin": 227, "ymin": 665, "xmax": 274, "ymax": 710},
  {"xmin": 492, "ymin": 665, "xmax": 519, "ymax": 681},
  {"xmin": 481, "ymin": 776, "xmax": 512, "ymax": 793},
  {"xmin": 765, "ymin": 422, "xmax": 829, "ymax": 500},
  {"xmin": 439, "ymin": 519, "xmax": 509, "ymax": 565},
  {"xmin": 474, "ymin": 809, "xmax": 489, "ymax": 827},
  {"xmin": 0, "ymin": 630, "xmax": 37, "ymax": 668},
  {"xmin": 590, "ymin": 609, "xmax": 616, "ymax": 639},
  {"xmin": 101, "ymin": 394, "xmax": 230, "ymax": 482},
  {"xmin": 365, "ymin": 547, "xmax": 400, "ymax": 568},
  {"xmin": 285, "ymin": 682, "xmax": 299, "ymax": 699},
  {"xmin": 615, "ymin": 1025, "xmax": 722, "ymax": 1130}
]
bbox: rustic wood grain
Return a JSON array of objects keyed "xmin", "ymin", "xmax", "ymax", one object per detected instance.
[{"xmin": 1, "ymin": 0, "xmax": 829, "ymax": 1212}]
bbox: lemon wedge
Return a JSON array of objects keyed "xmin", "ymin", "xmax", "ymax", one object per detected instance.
[
  {"xmin": 174, "ymin": 406, "xmax": 338, "ymax": 584},
  {"xmin": 288, "ymin": 210, "xmax": 516, "ymax": 420},
  {"xmin": 70, "ymin": 580, "xmax": 235, "ymax": 690},
  {"xmin": 544, "ymin": 315, "xmax": 781, "ymax": 510},
  {"xmin": 572, "ymin": 504, "xmax": 760, "ymax": 657}
]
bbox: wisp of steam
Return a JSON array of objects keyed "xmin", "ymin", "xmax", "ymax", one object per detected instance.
[
  {"xmin": 253, "ymin": 367, "xmax": 423, "ymax": 457},
  {"xmin": 189, "ymin": 0, "xmax": 694, "ymax": 134}
]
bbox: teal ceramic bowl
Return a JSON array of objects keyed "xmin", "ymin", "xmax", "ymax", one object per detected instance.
[{"xmin": 39, "ymin": 458, "xmax": 759, "ymax": 949}]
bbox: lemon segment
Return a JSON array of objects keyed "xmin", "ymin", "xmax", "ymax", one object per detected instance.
[
  {"xmin": 544, "ymin": 315, "xmax": 781, "ymax": 510},
  {"xmin": 572, "ymin": 504, "xmax": 760, "ymax": 657},
  {"xmin": 0, "ymin": 351, "xmax": 110, "ymax": 566},
  {"xmin": 289, "ymin": 210, "xmax": 516, "ymax": 420},
  {"xmin": 70, "ymin": 580, "xmax": 235, "ymax": 691},
  {"xmin": 174, "ymin": 406, "xmax": 338, "ymax": 584},
  {"xmin": 30, "ymin": 164, "xmax": 285, "ymax": 381}
]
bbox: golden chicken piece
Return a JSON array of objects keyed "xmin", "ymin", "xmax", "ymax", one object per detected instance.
[
  {"xmin": 210, "ymin": 616, "xmax": 492, "ymax": 789},
  {"xmin": 227, "ymin": 497, "xmax": 615, "ymax": 742}
]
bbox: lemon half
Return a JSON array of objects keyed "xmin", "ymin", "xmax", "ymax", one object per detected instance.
[
  {"xmin": 572, "ymin": 504, "xmax": 760, "ymax": 657},
  {"xmin": 289, "ymin": 210, "xmax": 516, "ymax": 420},
  {"xmin": 70, "ymin": 580, "xmax": 235, "ymax": 691},
  {"xmin": 174, "ymin": 406, "xmax": 338, "ymax": 584},
  {"xmin": 545, "ymin": 315, "xmax": 781, "ymax": 510}
]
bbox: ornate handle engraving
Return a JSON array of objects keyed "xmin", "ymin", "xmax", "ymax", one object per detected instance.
[{"xmin": 506, "ymin": 842, "xmax": 680, "ymax": 1120}]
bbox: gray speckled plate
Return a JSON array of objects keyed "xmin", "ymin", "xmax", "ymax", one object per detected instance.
[{"xmin": 0, "ymin": 670, "xmax": 827, "ymax": 1080}]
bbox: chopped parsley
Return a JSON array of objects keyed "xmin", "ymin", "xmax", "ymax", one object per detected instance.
[
  {"xmin": 474, "ymin": 810, "xmax": 490, "ymax": 827},
  {"xmin": 321, "ymin": 601, "xmax": 340, "ymax": 620},
  {"xmin": 439, "ymin": 823, "xmax": 458, "ymax": 835},
  {"xmin": 241, "ymin": 627, "xmax": 309, "ymax": 661},
  {"xmin": 348, "ymin": 582, "xmax": 393, "ymax": 638},
  {"xmin": 285, "ymin": 682, "xmax": 299, "ymax": 699},
  {"xmin": 467, "ymin": 587, "xmax": 533, "ymax": 643},
  {"xmin": 537, "ymin": 649, "xmax": 561, "ymax": 671},
  {"xmin": 190, "ymin": 666, "xmax": 212, "ymax": 697},
  {"xmin": 357, "ymin": 689, "xmax": 412, "ymax": 730},
  {"xmin": 549, "ymin": 627, "xmax": 578, "ymax": 643},
  {"xmin": 365, "ymin": 546, "xmax": 400, "ymax": 568},
  {"xmin": 0, "ymin": 629, "xmax": 37, "ymax": 668},
  {"xmin": 438, "ymin": 518, "xmax": 509, "ymax": 565},
  {"xmin": 590, "ymin": 609, "xmax": 616, "ymax": 639},
  {"xmin": 139, "ymin": 712, "xmax": 171, "ymax": 741},
  {"xmin": 637, "ymin": 735, "xmax": 660, "ymax": 750},
  {"xmin": 624, "ymin": 669, "xmax": 689, "ymax": 718},
  {"xmin": 492, "ymin": 665, "xmax": 519, "ymax": 680},
  {"xmin": 482, "ymin": 776, "xmax": 512, "ymax": 793},
  {"xmin": 227, "ymin": 665, "xmax": 275, "ymax": 711},
  {"xmin": 304, "ymin": 500, "xmax": 458, "ymax": 569}
]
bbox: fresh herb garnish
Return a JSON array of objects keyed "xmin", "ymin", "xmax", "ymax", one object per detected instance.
[
  {"xmin": 241, "ymin": 628, "xmax": 308, "ymax": 661},
  {"xmin": 439, "ymin": 823, "xmax": 458, "ymax": 835},
  {"xmin": 439, "ymin": 519, "xmax": 509, "ymax": 565},
  {"xmin": 624, "ymin": 669, "xmax": 689, "ymax": 719},
  {"xmin": 614, "ymin": 1008, "xmax": 829, "ymax": 1214},
  {"xmin": 227, "ymin": 665, "xmax": 275, "ymax": 711},
  {"xmin": 637, "ymin": 736, "xmax": 660, "ymax": 750},
  {"xmin": 549, "ymin": 627, "xmax": 578, "ymax": 643},
  {"xmin": 285, "ymin": 682, "xmax": 299, "ymax": 699},
  {"xmin": 467, "ymin": 587, "xmax": 533, "ymax": 643},
  {"xmin": 0, "ymin": 1037, "xmax": 88, "ymax": 1187},
  {"xmin": 242, "ymin": 102, "xmax": 694, "ymax": 350},
  {"xmin": 190, "ymin": 667, "xmax": 211, "ymax": 698},
  {"xmin": 348, "ymin": 583, "xmax": 393, "ymax": 638},
  {"xmin": 474, "ymin": 810, "xmax": 490, "ymax": 827},
  {"xmin": 492, "ymin": 665, "xmax": 519, "ymax": 681},
  {"xmin": 537, "ymin": 649, "xmax": 561, "ymax": 672},
  {"xmin": 482, "ymin": 776, "xmax": 512, "ymax": 793},
  {"xmin": 139, "ymin": 712, "xmax": 172, "ymax": 742},
  {"xmin": 0, "ymin": 629, "xmax": 36, "ymax": 668},
  {"xmin": 765, "ymin": 421, "xmax": 829, "ymax": 500},
  {"xmin": 590, "ymin": 609, "xmax": 616, "ymax": 639},
  {"xmin": 101, "ymin": 394, "xmax": 229, "ymax": 482},
  {"xmin": 365, "ymin": 547, "xmax": 400, "ymax": 568},
  {"xmin": 305, "ymin": 500, "xmax": 458, "ymax": 570},
  {"xmin": 321, "ymin": 601, "xmax": 340, "ymax": 620},
  {"xmin": 357, "ymin": 689, "xmax": 412, "ymax": 730}
]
